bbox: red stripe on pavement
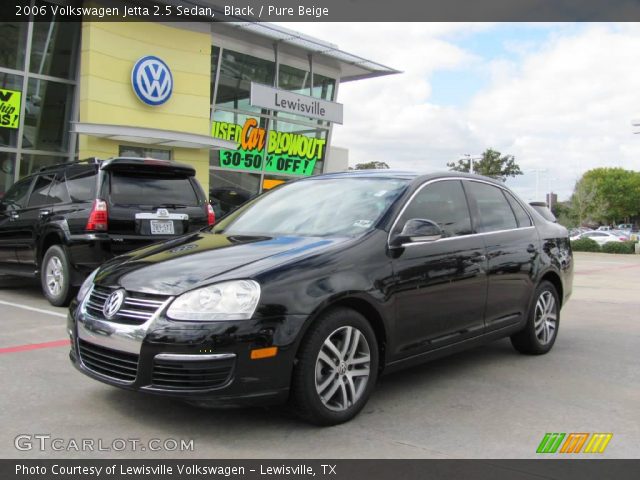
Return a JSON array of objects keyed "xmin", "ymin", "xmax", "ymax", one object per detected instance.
[{"xmin": 0, "ymin": 339, "xmax": 70, "ymax": 355}]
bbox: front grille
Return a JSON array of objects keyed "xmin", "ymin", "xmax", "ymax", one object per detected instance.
[
  {"xmin": 85, "ymin": 286, "xmax": 167, "ymax": 325},
  {"xmin": 152, "ymin": 356, "xmax": 234, "ymax": 390},
  {"xmin": 78, "ymin": 340, "xmax": 139, "ymax": 382}
]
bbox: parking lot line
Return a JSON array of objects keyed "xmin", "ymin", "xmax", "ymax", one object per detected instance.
[
  {"xmin": 0, "ymin": 299, "xmax": 66, "ymax": 318},
  {"xmin": 0, "ymin": 339, "xmax": 70, "ymax": 355}
]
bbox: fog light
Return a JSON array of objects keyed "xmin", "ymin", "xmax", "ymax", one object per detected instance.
[{"xmin": 250, "ymin": 346, "xmax": 278, "ymax": 359}]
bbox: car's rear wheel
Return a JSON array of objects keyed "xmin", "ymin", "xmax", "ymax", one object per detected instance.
[
  {"xmin": 511, "ymin": 280, "xmax": 560, "ymax": 355},
  {"xmin": 41, "ymin": 245, "xmax": 73, "ymax": 307},
  {"xmin": 291, "ymin": 308, "xmax": 378, "ymax": 425}
]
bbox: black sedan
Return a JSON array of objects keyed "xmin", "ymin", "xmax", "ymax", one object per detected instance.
[{"xmin": 68, "ymin": 171, "xmax": 573, "ymax": 425}]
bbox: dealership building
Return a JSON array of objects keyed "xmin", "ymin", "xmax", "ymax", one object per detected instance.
[{"xmin": 0, "ymin": 2, "xmax": 397, "ymax": 211}]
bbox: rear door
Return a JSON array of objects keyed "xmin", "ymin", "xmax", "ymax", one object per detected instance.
[
  {"xmin": 463, "ymin": 180, "xmax": 538, "ymax": 332},
  {"xmin": 0, "ymin": 177, "xmax": 34, "ymax": 265},
  {"xmin": 15, "ymin": 172, "xmax": 59, "ymax": 265},
  {"xmin": 103, "ymin": 168, "xmax": 207, "ymax": 252}
]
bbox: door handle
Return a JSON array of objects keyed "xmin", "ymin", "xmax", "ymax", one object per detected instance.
[
  {"xmin": 527, "ymin": 244, "xmax": 537, "ymax": 253},
  {"xmin": 39, "ymin": 210, "xmax": 51, "ymax": 218},
  {"xmin": 9, "ymin": 211, "xmax": 19, "ymax": 221}
]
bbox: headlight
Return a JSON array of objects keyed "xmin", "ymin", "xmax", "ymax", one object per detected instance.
[
  {"xmin": 167, "ymin": 280, "xmax": 260, "ymax": 321},
  {"xmin": 76, "ymin": 268, "xmax": 99, "ymax": 302}
]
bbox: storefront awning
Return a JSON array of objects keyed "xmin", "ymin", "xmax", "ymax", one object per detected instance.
[{"xmin": 71, "ymin": 123, "xmax": 238, "ymax": 150}]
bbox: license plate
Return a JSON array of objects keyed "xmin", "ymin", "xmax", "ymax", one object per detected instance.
[{"xmin": 150, "ymin": 220, "xmax": 174, "ymax": 235}]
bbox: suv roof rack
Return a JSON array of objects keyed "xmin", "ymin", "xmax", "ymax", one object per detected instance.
[{"xmin": 37, "ymin": 157, "xmax": 102, "ymax": 172}]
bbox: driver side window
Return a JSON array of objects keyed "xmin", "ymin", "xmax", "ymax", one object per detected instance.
[
  {"xmin": 396, "ymin": 180, "xmax": 473, "ymax": 237},
  {"xmin": 1, "ymin": 177, "xmax": 33, "ymax": 211}
]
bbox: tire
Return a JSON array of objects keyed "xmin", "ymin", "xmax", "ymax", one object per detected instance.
[
  {"xmin": 291, "ymin": 307, "xmax": 379, "ymax": 426},
  {"xmin": 41, "ymin": 245, "xmax": 74, "ymax": 307},
  {"xmin": 511, "ymin": 280, "xmax": 560, "ymax": 355}
]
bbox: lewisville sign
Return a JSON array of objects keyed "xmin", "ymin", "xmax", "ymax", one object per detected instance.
[
  {"xmin": 211, "ymin": 118, "xmax": 327, "ymax": 176},
  {"xmin": 250, "ymin": 83, "xmax": 343, "ymax": 124}
]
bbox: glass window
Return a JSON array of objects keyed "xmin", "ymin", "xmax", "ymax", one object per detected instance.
[
  {"xmin": 214, "ymin": 49, "xmax": 275, "ymax": 113},
  {"xmin": 312, "ymin": 73, "xmax": 335, "ymax": 101},
  {"xmin": 1, "ymin": 175, "xmax": 32, "ymax": 210},
  {"xmin": 209, "ymin": 170, "xmax": 260, "ymax": 218},
  {"xmin": 396, "ymin": 180, "xmax": 472, "ymax": 237},
  {"xmin": 466, "ymin": 181, "xmax": 518, "ymax": 233},
  {"xmin": 47, "ymin": 171, "xmax": 69, "ymax": 204},
  {"xmin": 504, "ymin": 191, "xmax": 532, "ymax": 228},
  {"xmin": 0, "ymin": 22, "xmax": 28, "ymax": 70},
  {"xmin": 65, "ymin": 165, "xmax": 97, "ymax": 202},
  {"xmin": 0, "ymin": 72, "xmax": 23, "ymax": 148},
  {"xmin": 279, "ymin": 64, "xmax": 310, "ymax": 94},
  {"xmin": 108, "ymin": 172, "xmax": 199, "ymax": 207},
  {"xmin": 119, "ymin": 145, "xmax": 171, "ymax": 160},
  {"xmin": 19, "ymin": 153, "xmax": 66, "ymax": 178},
  {"xmin": 0, "ymin": 152, "xmax": 17, "ymax": 199},
  {"xmin": 216, "ymin": 177, "xmax": 408, "ymax": 237},
  {"xmin": 30, "ymin": 16, "xmax": 79, "ymax": 80},
  {"xmin": 27, "ymin": 173, "xmax": 55, "ymax": 207},
  {"xmin": 23, "ymin": 78, "xmax": 73, "ymax": 152}
]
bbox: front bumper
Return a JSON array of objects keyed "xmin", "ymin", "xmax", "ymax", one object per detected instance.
[{"xmin": 67, "ymin": 293, "xmax": 308, "ymax": 406}]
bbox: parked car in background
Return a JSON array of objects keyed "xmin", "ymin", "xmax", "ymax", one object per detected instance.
[
  {"xmin": 596, "ymin": 225, "xmax": 612, "ymax": 231},
  {"xmin": 570, "ymin": 230, "xmax": 624, "ymax": 245},
  {"xmin": 617, "ymin": 223, "xmax": 633, "ymax": 232},
  {"xmin": 529, "ymin": 202, "xmax": 556, "ymax": 223},
  {"xmin": 69, "ymin": 171, "xmax": 573, "ymax": 425},
  {"xmin": 0, "ymin": 157, "xmax": 214, "ymax": 306},
  {"xmin": 612, "ymin": 230, "xmax": 630, "ymax": 241}
]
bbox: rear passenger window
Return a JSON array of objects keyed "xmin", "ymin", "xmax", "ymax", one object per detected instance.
[
  {"xmin": 396, "ymin": 180, "xmax": 472, "ymax": 237},
  {"xmin": 1, "ymin": 177, "xmax": 33, "ymax": 210},
  {"xmin": 27, "ymin": 174, "xmax": 55, "ymax": 207},
  {"xmin": 65, "ymin": 167, "xmax": 97, "ymax": 202},
  {"xmin": 504, "ymin": 191, "xmax": 532, "ymax": 227},
  {"xmin": 47, "ymin": 172, "xmax": 70, "ymax": 204},
  {"xmin": 465, "ymin": 181, "xmax": 518, "ymax": 233}
]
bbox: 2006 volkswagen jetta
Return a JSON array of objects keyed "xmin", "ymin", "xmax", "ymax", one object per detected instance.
[{"xmin": 68, "ymin": 171, "xmax": 573, "ymax": 425}]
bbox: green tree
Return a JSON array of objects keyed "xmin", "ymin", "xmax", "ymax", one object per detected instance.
[
  {"xmin": 447, "ymin": 149, "xmax": 523, "ymax": 181},
  {"xmin": 352, "ymin": 161, "xmax": 390, "ymax": 170},
  {"xmin": 569, "ymin": 168, "xmax": 640, "ymax": 225}
]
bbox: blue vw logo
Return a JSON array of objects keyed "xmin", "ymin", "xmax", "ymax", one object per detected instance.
[{"xmin": 131, "ymin": 56, "xmax": 173, "ymax": 106}]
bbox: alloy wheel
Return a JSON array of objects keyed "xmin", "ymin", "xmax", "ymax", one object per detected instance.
[
  {"xmin": 534, "ymin": 291, "xmax": 557, "ymax": 345},
  {"xmin": 45, "ymin": 256, "xmax": 64, "ymax": 297},
  {"xmin": 314, "ymin": 326, "xmax": 371, "ymax": 412}
]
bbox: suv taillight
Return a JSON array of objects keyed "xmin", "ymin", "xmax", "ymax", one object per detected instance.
[
  {"xmin": 86, "ymin": 199, "xmax": 108, "ymax": 231},
  {"xmin": 207, "ymin": 204, "xmax": 215, "ymax": 226}
]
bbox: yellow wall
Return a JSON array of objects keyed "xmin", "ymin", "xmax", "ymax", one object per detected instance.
[{"xmin": 78, "ymin": 21, "xmax": 212, "ymax": 192}]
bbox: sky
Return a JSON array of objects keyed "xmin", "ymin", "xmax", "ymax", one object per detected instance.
[{"xmin": 283, "ymin": 22, "xmax": 640, "ymax": 201}]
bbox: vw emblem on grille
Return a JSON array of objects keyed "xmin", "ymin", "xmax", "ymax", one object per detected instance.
[
  {"xmin": 103, "ymin": 290, "xmax": 125, "ymax": 319},
  {"xmin": 131, "ymin": 56, "xmax": 173, "ymax": 106}
]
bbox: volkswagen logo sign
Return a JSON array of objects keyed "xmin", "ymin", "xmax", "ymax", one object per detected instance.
[
  {"xmin": 103, "ymin": 290, "xmax": 126, "ymax": 319},
  {"xmin": 131, "ymin": 56, "xmax": 173, "ymax": 106}
]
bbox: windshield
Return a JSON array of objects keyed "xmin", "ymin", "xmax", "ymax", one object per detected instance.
[{"xmin": 215, "ymin": 177, "xmax": 409, "ymax": 237}]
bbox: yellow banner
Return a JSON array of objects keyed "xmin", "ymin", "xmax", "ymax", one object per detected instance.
[{"xmin": 0, "ymin": 88, "xmax": 21, "ymax": 129}]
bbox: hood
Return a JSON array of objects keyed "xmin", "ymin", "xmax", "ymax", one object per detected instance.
[{"xmin": 95, "ymin": 232, "xmax": 348, "ymax": 295}]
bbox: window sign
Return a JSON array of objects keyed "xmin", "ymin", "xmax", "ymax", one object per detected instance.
[
  {"xmin": 212, "ymin": 118, "xmax": 326, "ymax": 176},
  {"xmin": 0, "ymin": 88, "xmax": 21, "ymax": 129}
]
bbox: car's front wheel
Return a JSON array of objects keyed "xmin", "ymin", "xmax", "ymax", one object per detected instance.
[
  {"xmin": 511, "ymin": 280, "xmax": 560, "ymax": 355},
  {"xmin": 41, "ymin": 245, "xmax": 74, "ymax": 307},
  {"xmin": 291, "ymin": 308, "xmax": 379, "ymax": 425}
]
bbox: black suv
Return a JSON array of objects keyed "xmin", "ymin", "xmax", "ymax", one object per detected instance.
[{"xmin": 0, "ymin": 157, "xmax": 214, "ymax": 306}]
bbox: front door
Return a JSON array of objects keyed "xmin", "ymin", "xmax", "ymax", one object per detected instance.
[{"xmin": 391, "ymin": 180, "xmax": 488, "ymax": 358}]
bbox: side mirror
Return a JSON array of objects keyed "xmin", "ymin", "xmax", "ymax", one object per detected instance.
[{"xmin": 391, "ymin": 219, "xmax": 443, "ymax": 247}]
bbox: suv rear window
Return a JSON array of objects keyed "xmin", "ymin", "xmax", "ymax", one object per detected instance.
[{"xmin": 108, "ymin": 172, "xmax": 199, "ymax": 206}]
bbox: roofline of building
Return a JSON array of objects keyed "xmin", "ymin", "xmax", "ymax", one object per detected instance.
[{"xmin": 156, "ymin": 1, "xmax": 401, "ymax": 82}]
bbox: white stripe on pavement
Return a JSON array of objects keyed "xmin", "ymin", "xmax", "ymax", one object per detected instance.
[{"xmin": 0, "ymin": 299, "xmax": 67, "ymax": 318}]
